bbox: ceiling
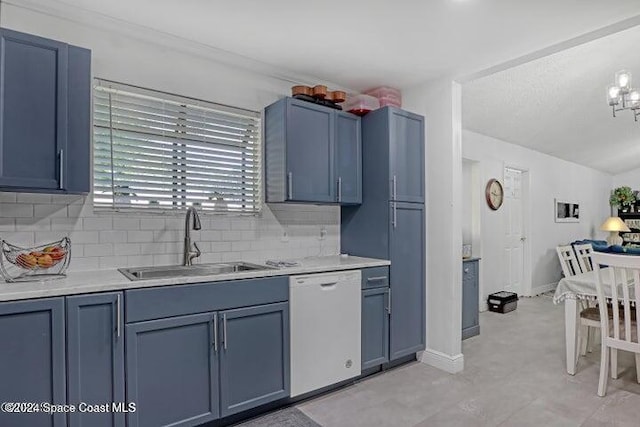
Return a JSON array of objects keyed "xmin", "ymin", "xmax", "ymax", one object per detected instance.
[
  {"xmin": 21, "ymin": 0, "xmax": 640, "ymax": 90},
  {"xmin": 463, "ymin": 24, "xmax": 640, "ymax": 174}
]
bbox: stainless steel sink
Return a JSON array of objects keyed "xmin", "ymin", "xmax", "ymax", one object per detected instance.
[{"xmin": 119, "ymin": 262, "xmax": 274, "ymax": 281}]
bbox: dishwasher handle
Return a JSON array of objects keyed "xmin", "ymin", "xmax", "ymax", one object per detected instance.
[{"xmin": 320, "ymin": 282, "xmax": 337, "ymax": 289}]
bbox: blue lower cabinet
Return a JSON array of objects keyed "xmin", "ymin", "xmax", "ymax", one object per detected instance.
[
  {"xmin": 462, "ymin": 260, "xmax": 480, "ymax": 340},
  {"xmin": 389, "ymin": 202, "xmax": 426, "ymax": 360},
  {"xmin": 0, "ymin": 297, "xmax": 66, "ymax": 427},
  {"xmin": 361, "ymin": 287, "xmax": 389, "ymax": 369},
  {"xmin": 219, "ymin": 302, "xmax": 289, "ymax": 417},
  {"xmin": 66, "ymin": 292, "xmax": 125, "ymax": 427},
  {"xmin": 126, "ymin": 313, "xmax": 220, "ymax": 427}
]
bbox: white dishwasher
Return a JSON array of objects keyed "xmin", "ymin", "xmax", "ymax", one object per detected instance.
[{"xmin": 289, "ymin": 270, "xmax": 361, "ymax": 397}]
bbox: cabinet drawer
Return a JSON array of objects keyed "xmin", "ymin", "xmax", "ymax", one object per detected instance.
[
  {"xmin": 361, "ymin": 266, "xmax": 390, "ymax": 289},
  {"xmin": 125, "ymin": 276, "xmax": 288, "ymax": 323},
  {"xmin": 463, "ymin": 260, "xmax": 478, "ymax": 277}
]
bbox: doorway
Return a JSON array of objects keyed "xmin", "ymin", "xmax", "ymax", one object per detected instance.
[{"xmin": 503, "ymin": 166, "xmax": 531, "ymax": 296}]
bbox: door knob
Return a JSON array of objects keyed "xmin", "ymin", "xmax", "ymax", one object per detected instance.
[{"xmin": 520, "ymin": 237, "xmax": 527, "ymax": 241}]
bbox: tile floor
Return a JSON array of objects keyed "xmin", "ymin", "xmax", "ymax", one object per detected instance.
[{"xmin": 296, "ymin": 295, "xmax": 640, "ymax": 426}]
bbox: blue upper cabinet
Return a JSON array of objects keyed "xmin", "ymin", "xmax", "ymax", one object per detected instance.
[
  {"xmin": 286, "ymin": 99, "xmax": 335, "ymax": 203},
  {"xmin": 265, "ymin": 97, "xmax": 361, "ymax": 204},
  {"xmin": 389, "ymin": 108, "xmax": 424, "ymax": 203},
  {"xmin": 358, "ymin": 107, "xmax": 424, "ymax": 203},
  {"xmin": 0, "ymin": 28, "xmax": 91, "ymax": 194},
  {"xmin": 335, "ymin": 111, "xmax": 362, "ymax": 204}
]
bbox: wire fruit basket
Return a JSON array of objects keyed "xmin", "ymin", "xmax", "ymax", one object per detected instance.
[{"xmin": 0, "ymin": 237, "xmax": 71, "ymax": 282}]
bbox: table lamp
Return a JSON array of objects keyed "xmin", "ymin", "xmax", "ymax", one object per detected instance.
[{"xmin": 600, "ymin": 216, "xmax": 630, "ymax": 246}]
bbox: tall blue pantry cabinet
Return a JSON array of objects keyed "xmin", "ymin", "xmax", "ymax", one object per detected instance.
[{"xmin": 341, "ymin": 107, "xmax": 426, "ymax": 362}]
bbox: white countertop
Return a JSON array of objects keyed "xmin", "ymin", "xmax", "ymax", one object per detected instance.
[{"xmin": 0, "ymin": 255, "xmax": 390, "ymax": 302}]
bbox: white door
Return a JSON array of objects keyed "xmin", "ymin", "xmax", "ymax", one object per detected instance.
[{"xmin": 503, "ymin": 168, "xmax": 525, "ymax": 294}]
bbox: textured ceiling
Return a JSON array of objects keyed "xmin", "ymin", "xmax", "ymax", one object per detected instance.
[
  {"xmin": 463, "ymin": 25, "xmax": 640, "ymax": 174},
  {"xmin": 17, "ymin": 0, "xmax": 640, "ymax": 90}
]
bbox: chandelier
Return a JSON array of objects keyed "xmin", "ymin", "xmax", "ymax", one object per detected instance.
[{"xmin": 607, "ymin": 70, "xmax": 640, "ymax": 121}]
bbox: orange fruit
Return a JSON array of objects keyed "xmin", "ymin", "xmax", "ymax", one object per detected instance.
[{"xmin": 37, "ymin": 254, "xmax": 53, "ymax": 268}]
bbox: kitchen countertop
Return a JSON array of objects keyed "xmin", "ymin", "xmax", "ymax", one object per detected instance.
[{"xmin": 0, "ymin": 255, "xmax": 390, "ymax": 302}]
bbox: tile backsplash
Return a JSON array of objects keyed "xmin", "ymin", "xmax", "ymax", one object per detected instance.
[{"xmin": 0, "ymin": 193, "xmax": 340, "ymax": 272}]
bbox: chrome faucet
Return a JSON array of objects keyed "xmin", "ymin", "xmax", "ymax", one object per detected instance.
[{"xmin": 183, "ymin": 206, "xmax": 202, "ymax": 266}]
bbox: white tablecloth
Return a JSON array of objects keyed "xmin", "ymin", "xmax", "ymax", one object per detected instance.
[
  {"xmin": 553, "ymin": 268, "xmax": 635, "ymax": 304},
  {"xmin": 553, "ymin": 271, "xmax": 599, "ymax": 304}
]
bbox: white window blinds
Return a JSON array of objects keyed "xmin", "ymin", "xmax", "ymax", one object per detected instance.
[{"xmin": 93, "ymin": 80, "xmax": 262, "ymax": 213}]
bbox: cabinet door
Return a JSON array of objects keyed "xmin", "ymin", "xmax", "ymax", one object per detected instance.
[
  {"xmin": 362, "ymin": 288, "xmax": 389, "ymax": 369},
  {"xmin": 0, "ymin": 28, "xmax": 67, "ymax": 190},
  {"xmin": 65, "ymin": 46, "xmax": 91, "ymax": 193},
  {"xmin": 0, "ymin": 298, "xmax": 66, "ymax": 427},
  {"xmin": 219, "ymin": 302, "xmax": 289, "ymax": 417},
  {"xmin": 286, "ymin": 99, "xmax": 335, "ymax": 202},
  {"xmin": 389, "ymin": 202, "xmax": 426, "ymax": 360},
  {"xmin": 67, "ymin": 293, "xmax": 125, "ymax": 427},
  {"xmin": 126, "ymin": 313, "xmax": 219, "ymax": 427},
  {"xmin": 462, "ymin": 261, "xmax": 480, "ymax": 340},
  {"xmin": 335, "ymin": 111, "xmax": 362, "ymax": 204},
  {"xmin": 389, "ymin": 109, "xmax": 424, "ymax": 203}
]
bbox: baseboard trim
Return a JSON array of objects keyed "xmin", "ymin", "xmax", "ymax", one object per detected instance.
[
  {"xmin": 530, "ymin": 282, "xmax": 557, "ymax": 296},
  {"xmin": 419, "ymin": 348, "xmax": 464, "ymax": 374}
]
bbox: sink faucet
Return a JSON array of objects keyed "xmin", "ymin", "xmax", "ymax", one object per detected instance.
[{"xmin": 183, "ymin": 206, "xmax": 202, "ymax": 266}]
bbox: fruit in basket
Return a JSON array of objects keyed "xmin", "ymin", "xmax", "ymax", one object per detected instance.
[
  {"xmin": 16, "ymin": 253, "xmax": 38, "ymax": 269},
  {"xmin": 49, "ymin": 247, "xmax": 66, "ymax": 261},
  {"xmin": 37, "ymin": 254, "xmax": 53, "ymax": 268}
]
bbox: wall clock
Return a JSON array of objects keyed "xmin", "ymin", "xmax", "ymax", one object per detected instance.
[{"xmin": 485, "ymin": 179, "xmax": 504, "ymax": 210}]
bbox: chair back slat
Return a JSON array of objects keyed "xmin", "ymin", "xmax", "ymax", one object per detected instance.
[
  {"xmin": 620, "ymin": 268, "xmax": 632, "ymax": 342},
  {"xmin": 556, "ymin": 245, "xmax": 580, "ymax": 277},
  {"xmin": 574, "ymin": 243, "xmax": 594, "ymax": 273},
  {"xmin": 609, "ymin": 266, "xmax": 620, "ymax": 340},
  {"xmin": 592, "ymin": 252, "xmax": 640, "ymax": 345}
]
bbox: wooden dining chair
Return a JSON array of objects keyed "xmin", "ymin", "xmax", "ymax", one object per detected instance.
[
  {"xmin": 574, "ymin": 243, "xmax": 594, "ymax": 273},
  {"xmin": 591, "ymin": 252, "xmax": 640, "ymax": 397},
  {"xmin": 573, "ymin": 243, "xmax": 599, "ymax": 354},
  {"xmin": 556, "ymin": 245, "xmax": 581, "ymax": 277}
]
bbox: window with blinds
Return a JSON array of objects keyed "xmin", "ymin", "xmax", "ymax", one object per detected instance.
[{"xmin": 93, "ymin": 80, "xmax": 262, "ymax": 213}]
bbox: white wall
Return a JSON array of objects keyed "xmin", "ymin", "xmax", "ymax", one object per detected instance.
[
  {"xmin": 462, "ymin": 130, "xmax": 612, "ymax": 299},
  {"xmin": 403, "ymin": 78, "xmax": 463, "ymax": 373},
  {"xmin": 462, "ymin": 160, "xmax": 473, "ymax": 245},
  {"xmin": 0, "ymin": 2, "xmax": 341, "ymax": 271},
  {"xmin": 613, "ymin": 168, "xmax": 640, "ymax": 190}
]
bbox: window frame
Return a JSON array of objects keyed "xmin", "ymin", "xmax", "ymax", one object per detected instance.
[{"xmin": 92, "ymin": 79, "xmax": 263, "ymax": 215}]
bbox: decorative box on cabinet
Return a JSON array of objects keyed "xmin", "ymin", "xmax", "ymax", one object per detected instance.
[
  {"xmin": 0, "ymin": 297, "xmax": 66, "ymax": 427},
  {"xmin": 264, "ymin": 97, "xmax": 361, "ymax": 204},
  {"xmin": 342, "ymin": 106, "xmax": 426, "ymax": 362},
  {"xmin": 462, "ymin": 259, "xmax": 480, "ymax": 340},
  {"xmin": 0, "ymin": 27, "xmax": 91, "ymax": 194}
]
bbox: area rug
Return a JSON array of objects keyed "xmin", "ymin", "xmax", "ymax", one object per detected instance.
[{"xmin": 235, "ymin": 407, "xmax": 321, "ymax": 427}]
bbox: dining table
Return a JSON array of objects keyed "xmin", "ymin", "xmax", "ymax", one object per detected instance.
[
  {"xmin": 553, "ymin": 268, "xmax": 635, "ymax": 375},
  {"xmin": 554, "ymin": 270, "xmax": 600, "ymax": 375}
]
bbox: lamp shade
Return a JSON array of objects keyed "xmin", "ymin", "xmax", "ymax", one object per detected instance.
[
  {"xmin": 616, "ymin": 70, "xmax": 632, "ymax": 93},
  {"xmin": 600, "ymin": 216, "xmax": 631, "ymax": 232}
]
